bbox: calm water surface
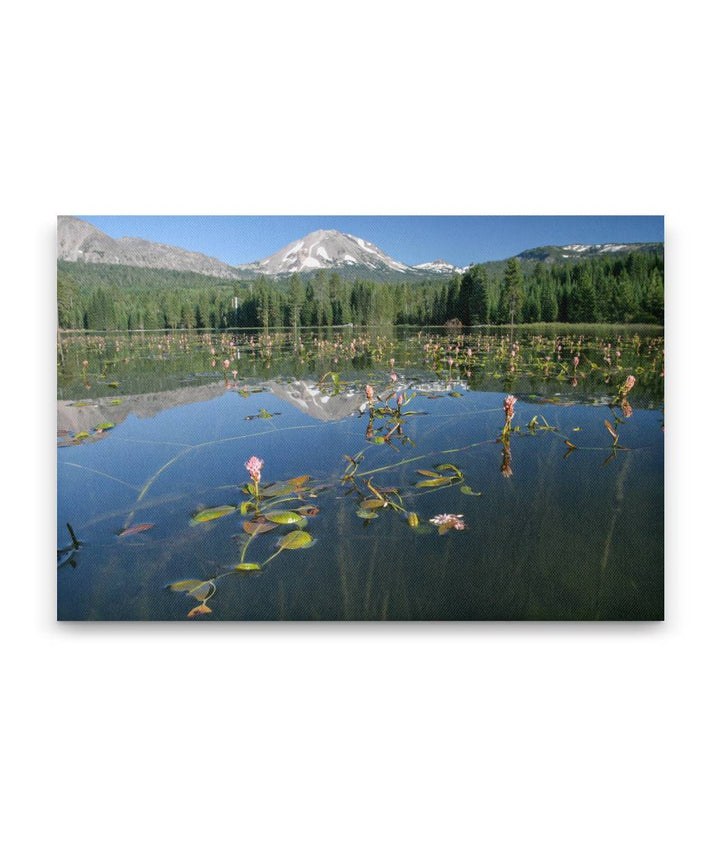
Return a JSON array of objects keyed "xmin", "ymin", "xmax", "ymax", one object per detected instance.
[{"xmin": 57, "ymin": 326, "xmax": 664, "ymax": 620}]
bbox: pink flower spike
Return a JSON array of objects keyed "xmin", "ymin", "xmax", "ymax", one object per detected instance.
[
  {"xmin": 503, "ymin": 394, "xmax": 517, "ymax": 421},
  {"xmin": 620, "ymin": 375, "xmax": 636, "ymax": 395},
  {"xmin": 245, "ymin": 456, "xmax": 264, "ymax": 484}
]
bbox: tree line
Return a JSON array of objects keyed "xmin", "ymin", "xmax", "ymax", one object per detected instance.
[{"xmin": 57, "ymin": 250, "xmax": 663, "ymax": 331}]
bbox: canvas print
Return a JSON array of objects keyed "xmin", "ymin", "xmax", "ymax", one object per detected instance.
[{"xmin": 56, "ymin": 215, "xmax": 664, "ymax": 620}]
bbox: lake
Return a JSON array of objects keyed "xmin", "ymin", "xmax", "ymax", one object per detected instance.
[{"xmin": 57, "ymin": 325, "xmax": 664, "ymax": 620}]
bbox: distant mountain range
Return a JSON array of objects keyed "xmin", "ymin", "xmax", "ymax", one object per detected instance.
[
  {"xmin": 57, "ymin": 216, "xmax": 662, "ymax": 283},
  {"xmin": 57, "ymin": 216, "xmax": 239, "ymax": 279}
]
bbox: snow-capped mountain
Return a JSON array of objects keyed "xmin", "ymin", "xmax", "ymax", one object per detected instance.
[
  {"xmin": 516, "ymin": 242, "xmax": 662, "ymax": 263},
  {"xmin": 413, "ymin": 259, "xmax": 466, "ymax": 275},
  {"xmin": 238, "ymin": 229, "xmax": 415, "ymax": 276},
  {"xmin": 58, "ymin": 217, "xmax": 662, "ymax": 286}
]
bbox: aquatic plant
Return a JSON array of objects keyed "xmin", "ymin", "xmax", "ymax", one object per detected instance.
[
  {"xmin": 429, "ymin": 513, "xmax": 466, "ymax": 535},
  {"xmin": 501, "ymin": 394, "xmax": 517, "ymax": 441}
]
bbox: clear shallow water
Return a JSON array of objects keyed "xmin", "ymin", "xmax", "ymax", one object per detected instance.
[{"xmin": 57, "ymin": 327, "xmax": 664, "ymax": 620}]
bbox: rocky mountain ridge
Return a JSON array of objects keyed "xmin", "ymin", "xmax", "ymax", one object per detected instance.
[{"xmin": 58, "ymin": 217, "xmax": 662, "ymax": 284}]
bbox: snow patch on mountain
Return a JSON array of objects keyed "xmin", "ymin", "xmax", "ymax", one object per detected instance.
[
  {"xmin": 241, "ymin": 229, "xmax": 417, "ymax": 276},
  {"xmin": 413, "ymin": 259, "xmax": 464, "ymax": 275}
]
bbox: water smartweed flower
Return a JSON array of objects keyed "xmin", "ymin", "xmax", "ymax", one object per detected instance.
[
  {"xmin": 245, "ymin": 456, "xmax": 264, "ymax": 484},
  {"xmin": 429, "ymin": 513, "xmax": 466, "ymax": 532},
  {"xmin": 620, "ymin": 375, "xmax": 636, "ymax": 396},
  {"xmin": 504, "ymin": 394, "xmax": 517, "ymax": 422}
]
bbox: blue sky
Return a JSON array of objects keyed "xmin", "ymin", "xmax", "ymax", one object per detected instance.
[{"xmin": 77, "ymin": 215, "xmax": 664, "ymax": 268}]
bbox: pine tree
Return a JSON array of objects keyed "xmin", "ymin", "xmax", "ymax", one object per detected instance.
[{"xmin": 499, "ymin": 258, "xmax": 523, "ymax": 325}]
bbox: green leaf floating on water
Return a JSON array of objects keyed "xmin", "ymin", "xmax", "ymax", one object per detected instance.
[
  {"xmin": 186, "ymin": 581, "xmax": 214, "ymax": 601},
  {"xmin": 234, "ymin": 563, "xmax": 261, "ymax": 572},
  {"xmin": 436, "ymin": 463, "xmax": 463, "ymax": 477},
  {"xmin": 94, "ymin": 422, "xmax": 115, "ymax": 431},
  {"xmin": 279, "ymin": 530, "xmax": 313, "ymax": 549},
  {"xmin": 190, "ymin": 505, "xmax": 236, "ymax": 525},
  {"xmin": 243, "ymin": 519, "xmax": 278, "ymax": 534},
  {"xmin": 264, "ymin": 510, "xmax": 304, "ymax": 525},
  {"xmin": 261, "ymin": 476, "xmax": 311, "ymax": 497},
  {"xmin": 416, "ymin": 477, "xmax": 454, "ymax": 488},
  {"xmin": 360, "ymin": 498, "xmax": 385, "ymax": 509},
  {"xmin": 74, "ymin": 431, "xmax": 90, "ymax": 440},
  {"xmin": 460, "ymin": 485, "xmax": 483, "ymax": 496},
  {"xmin": 356, "ymin": 508, "xmax": 379, "ymax": 519},
  {"xmin": 168, "ymin": 579, "xmax": 209, "ymax": 597},
  {"xmin": 417, "ymin": 469, "xmax": 441, "ymax": 478}
]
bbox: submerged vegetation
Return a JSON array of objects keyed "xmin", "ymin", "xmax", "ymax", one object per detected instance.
[{"xmin": 57, "ymin": 327, "xmax": 662, "ymax": 619}]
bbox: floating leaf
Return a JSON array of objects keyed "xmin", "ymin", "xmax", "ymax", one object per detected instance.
[
  {"xmin": 356, "ymin": 508, "xmax": 379, "ymax": 519},
  {"xmin": 416, "ymin": 477, "xmax": 453, "ymax": 488},
  {"xmin": 167, "ymin": 579, "xmax": 206, "ymax": 592},
  {"xmin": 187, "ymin": 603, "xmax": 212, "ymax": 618},
  {"xmin": 264, "ymin": 510, "xmax": 303, "ymax": 525},
  {"xmin": 460, "ymin": 485, "xmax": 483, "ymax": 496},
  {"xmin": 360, "ymin": 498, "xmax": 386, "ymax": 509},
  {"xmin": 436, "ymin": 464, "xmax": 463, "ymax": 477},
  {"xmin": 260, "ymin": 478, "xmax": 309, "ymax": 497},
  {"xmin": 118, "ymin": 523, "xmax": 154, "ymax": 537},
  {"xmin": 243, "ymin": 518, "xmax": 278, "ymax": 535},
  {"xmin": 407, "ymin": 512, "xmax": 419, "ymax": 527},
  {"xmin": 94, "ymin": 422, "xmax": 115, "ymax": 431},
  {"xmin": 279, "ymin": 530, "xmax": 313, "ymax": 549},
  {"xmin": 74, "ymin": 431, "xmax": 90, "ymax": 440},
  {"xmin": 287, "ymin": 475, "xmax": 310, "ymax": 489},
  {"xmin": 187, "ymin": 581, "xmax": 215, "ymax": 601},
  {"xmin": 295, "ymin": 504, "xmax": 320, "ymax": 517},
  {"xmin": 233, "ymin": 562, "xmax": 261, "ymax": 572},
  {"xmin": 239, "ymin": 501, "xmax": 253, "ymax": 514},
  {"xmin": 191, "ymin": 505, "xmax": 236, "ymax": 524},
  {"xmin": 416, "ymin": 469, "xmax": 441, "ymax": 478}
]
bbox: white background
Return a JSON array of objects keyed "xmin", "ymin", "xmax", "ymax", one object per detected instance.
[{"xmin": 2, "ymin": 2, "xmax": 718, "ymax": 854}]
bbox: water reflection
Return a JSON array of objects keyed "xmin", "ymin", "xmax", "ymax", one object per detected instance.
[{"xmin": 57, "ymin": 327, "xmax": 664, "ymax": 620}]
